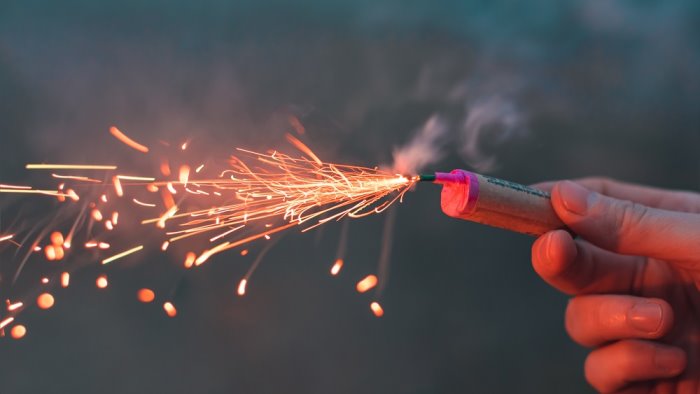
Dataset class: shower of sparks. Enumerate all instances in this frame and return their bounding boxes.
[0,126,418,334]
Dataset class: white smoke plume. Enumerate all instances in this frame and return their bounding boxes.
[391,115,448,174]
[459,95,527,172]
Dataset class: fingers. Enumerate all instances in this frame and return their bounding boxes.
[585,340,686,393]
[565,295,673,347]
[550,181,700,266]
[533,177,700,213]
[532,230,645,295]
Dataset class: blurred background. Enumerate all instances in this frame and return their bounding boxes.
[0,1,698,393]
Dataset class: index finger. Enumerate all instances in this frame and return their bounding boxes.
[533,177,700,213]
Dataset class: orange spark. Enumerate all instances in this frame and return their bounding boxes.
[25,164,117,170]
[102,245,144,265]
[112,176,124,197]
[133,198,156,207]
[96,275,108,289]
[163,302,177,317]
[137,288,155,303]
[112,211,119,225]
[37,293,55,309]
[356,275,378,293]
[91,208,103,221]
[240,249,249,256]
[50,231,63,246]
[109,126,149,153]
[160,160,171,177]
[184,252,196,268]
[285,133,322,165]
[44,245,57,261]
[330,258,343,276]
[105,220,114,230]
[179,165,190,186]
[61,272,70,288]
[370,302,384,317]
[10,325,26,339]
[0,317,14,330]
[0,234,14,243]
[41,277,49,284]
[7,301,23,312]
[237,279,247,296]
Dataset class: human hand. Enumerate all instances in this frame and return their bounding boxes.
[531,178,700,393]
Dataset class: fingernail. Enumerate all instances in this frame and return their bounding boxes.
[628,302,663,333]
[654,348,686,374]
[539,232,555,266]
[557,181,590,215]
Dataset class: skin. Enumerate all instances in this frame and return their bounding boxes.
[531,178,700,393]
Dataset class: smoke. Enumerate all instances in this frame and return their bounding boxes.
[391,90,527,174]
[391,115,448,174]
[459,95,527,172]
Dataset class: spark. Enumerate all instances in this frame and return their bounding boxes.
[0,317,14,330]
[161,241,170,251]
[37,293,55,309]
[91,208,103,221]
[7,301,23,312]
[112,176,124,197]
[109,126,149,153]
[163,302,177,317]
[132,198,156,207]
[179,165,190,186]
[137,289,155,303]
[25,164,117,170]
[183,252,196,268]
[10,325,26,339]
[51,174,102,183]
[370,302,384,317]
[101,245,144,265]
[237,279,247,296]
[96,275,108,289]
[0,234,14,243]
[240,249,249,256]
[330,258,343,276]
[116,175,156,181]
[356,275,378,293]
[285,133,322,165]
[61,272,70,288]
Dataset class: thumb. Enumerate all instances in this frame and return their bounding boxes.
[551,181,700,266]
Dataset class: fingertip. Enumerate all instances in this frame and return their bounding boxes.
[532,229,576,279]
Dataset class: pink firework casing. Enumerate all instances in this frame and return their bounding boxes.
[436,169,565,236]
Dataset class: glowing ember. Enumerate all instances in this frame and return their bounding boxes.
[7,301,23,311]
[237,279,247,296]
[102,245,144,265]
[137,288,155,303]
[96,275,108,289]
[183,252,196,268]
[0,234,14,243]
[37,293,55,309]
[10,325,26,339]
[109,126,149,153]
[356,275,378,293]
[240,249,249,256]
[330,258,344,276]
[0,317,15,330]
[61,272,70,288]
[50,231,64,246]
[163,302,177,317]
[370,302,384,317]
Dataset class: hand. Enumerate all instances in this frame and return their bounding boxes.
[531,178,700,393]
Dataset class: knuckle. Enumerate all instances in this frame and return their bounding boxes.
[613,200,651,236]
